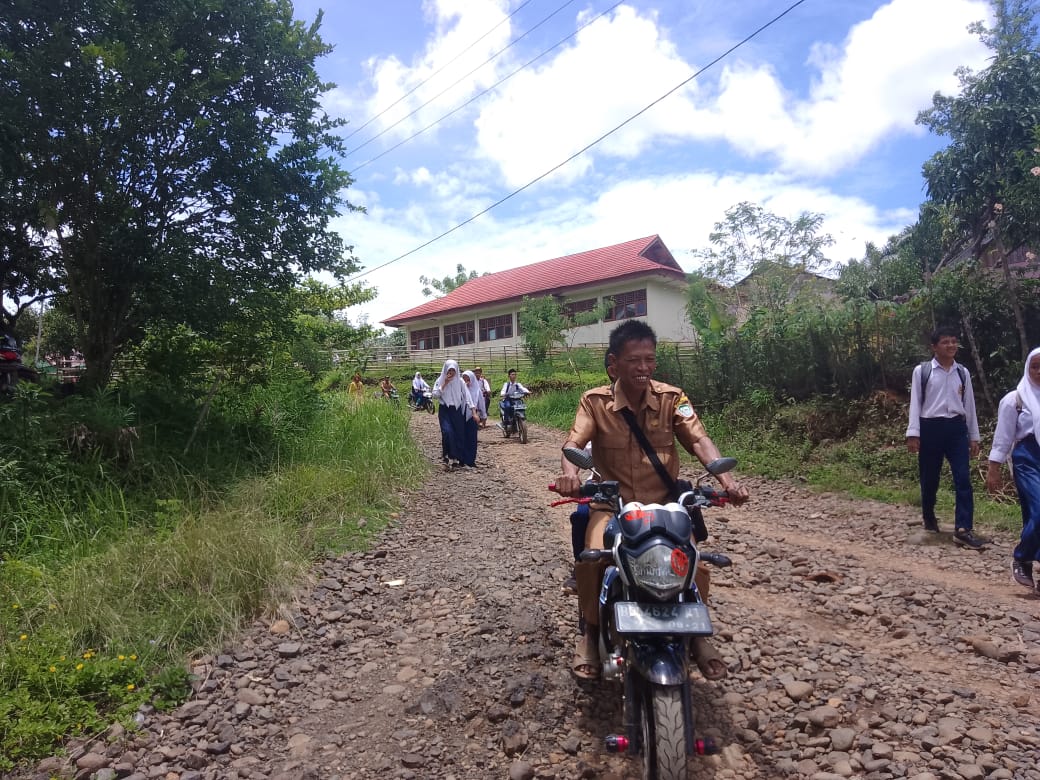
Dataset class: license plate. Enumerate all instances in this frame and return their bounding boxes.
[614,602,713,635]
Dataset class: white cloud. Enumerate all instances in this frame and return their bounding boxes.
[358,0,515,140]
[475,5,699,187]
[470,0,991,183]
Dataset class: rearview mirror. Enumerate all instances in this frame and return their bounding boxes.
[562,446,595,471]
[704,457,737,475]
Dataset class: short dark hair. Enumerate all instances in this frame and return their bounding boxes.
[508,368,517,375]
[607,320,656,361]
[930,326,959,345]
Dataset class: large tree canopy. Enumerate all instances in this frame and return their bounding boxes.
[0,0,363,387]
[918,0,1040,251]
[917,0,1040,359]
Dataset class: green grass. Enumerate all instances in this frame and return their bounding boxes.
[0,389,424,770]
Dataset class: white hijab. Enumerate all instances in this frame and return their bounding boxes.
[412,372,426,391]
[462,370,483,409]
[434,360,468,409]
[1018,346,1040,441]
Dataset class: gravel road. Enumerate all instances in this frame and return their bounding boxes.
[11,411,1040,780]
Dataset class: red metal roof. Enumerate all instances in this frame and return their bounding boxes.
[383,235,684,326]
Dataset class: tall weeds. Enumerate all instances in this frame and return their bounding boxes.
[0,373,423,769]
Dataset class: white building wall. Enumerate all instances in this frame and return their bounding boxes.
[402,277,693,354]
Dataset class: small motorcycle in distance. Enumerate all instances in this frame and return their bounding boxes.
[412,390,436,414]
[0,334,38,393]
[500,391,529,443]
[552,447,736,780]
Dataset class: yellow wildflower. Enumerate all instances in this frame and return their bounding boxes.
[75,663,84,671]
[118,655,125,661]
[49,666,56,673]
[19,634,27,641]
[126,684,135,691]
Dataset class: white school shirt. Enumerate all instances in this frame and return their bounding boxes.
[905,358,980,441]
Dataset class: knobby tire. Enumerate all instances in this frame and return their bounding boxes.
[517,417,528,444]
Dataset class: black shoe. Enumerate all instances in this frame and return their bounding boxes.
[923,518,939,533]
[1011,560,1034,589]
[562,574,577,594]
[953,528,986,549]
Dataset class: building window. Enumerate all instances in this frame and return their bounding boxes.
[564,298,597,319]
[604,289,647,321]
[410,327,439,351]
[444,320,475,347]
[479,314,513,342]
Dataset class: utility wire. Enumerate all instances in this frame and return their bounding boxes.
[346,0,580,159]
[347,0,809,284]
[345,0,536,142]
[353,0,627,173]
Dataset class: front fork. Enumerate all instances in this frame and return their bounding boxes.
[599,568,701,758]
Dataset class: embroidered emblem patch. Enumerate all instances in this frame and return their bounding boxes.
[677,403,694,418]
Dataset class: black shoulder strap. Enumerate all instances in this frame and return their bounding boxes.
[619,407,677,496]
[919,361,931,408]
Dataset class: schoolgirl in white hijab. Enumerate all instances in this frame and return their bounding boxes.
[433,359,471,413]
[433,360,476,468]
[986,346,1040,589]
[462,369,486,419]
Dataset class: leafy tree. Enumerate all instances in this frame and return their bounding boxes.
[517,296,568,365]
[419,264,485,297]
[836,229,923,302]
[684,271,735,348]
[13,300,80,363]
[691,202,835,286]
[517,295,607,370]
[689,202,835,336]
[0,0,362,389]
[917,0,1040,359]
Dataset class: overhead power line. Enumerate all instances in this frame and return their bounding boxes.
[352,0,627,174]
[346,0,580,159]
[346,0,809,285]
[345,0,536,142]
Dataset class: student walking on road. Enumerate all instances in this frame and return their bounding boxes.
[986,347,1040,588]
[906,326,985,549]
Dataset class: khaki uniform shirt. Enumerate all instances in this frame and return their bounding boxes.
[566,380,708,505]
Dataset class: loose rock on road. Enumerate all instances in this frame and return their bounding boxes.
[13,412,1040,780]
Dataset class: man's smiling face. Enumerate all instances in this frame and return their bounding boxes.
[610,338,657,400]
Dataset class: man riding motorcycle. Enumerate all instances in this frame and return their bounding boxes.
[554,320,749,680]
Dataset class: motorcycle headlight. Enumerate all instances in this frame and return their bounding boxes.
[623,544,689,599]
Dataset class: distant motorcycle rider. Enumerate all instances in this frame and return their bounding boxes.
[499,368,530,427]
[411,372,430,406]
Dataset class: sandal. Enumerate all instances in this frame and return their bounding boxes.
[572,633,600,680]
[691,636,728,681]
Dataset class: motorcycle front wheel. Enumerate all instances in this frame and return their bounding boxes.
[641,683,687,780]
[516,417,528,444]
[425,401,435,415]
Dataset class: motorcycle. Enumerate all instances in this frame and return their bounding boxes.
[412,389,436,414]
[0,334,38,394]
[554,446,735,780]
[500,391,529,443]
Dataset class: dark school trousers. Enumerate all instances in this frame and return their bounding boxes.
[918,415,974,530]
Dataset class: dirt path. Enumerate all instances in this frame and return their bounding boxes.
[13,413,1040,780]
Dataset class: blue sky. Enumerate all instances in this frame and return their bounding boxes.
[289,0,993,329]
